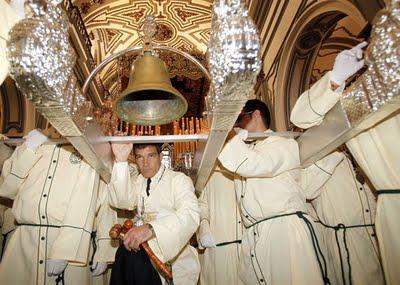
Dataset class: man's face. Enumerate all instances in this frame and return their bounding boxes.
[134,145,162,178]
[235,109,258,132]
[235,110,252,129]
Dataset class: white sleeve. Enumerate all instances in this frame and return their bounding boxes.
[290,72,344,129]
[301,151,345,199]
[0,0,21,84]
[108,162,138,210]
[197,181,211,248]
[0,145,42,199]
[219,135,299,178]
[149,174,200,261]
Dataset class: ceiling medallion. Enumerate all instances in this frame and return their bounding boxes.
[154,23,174,42]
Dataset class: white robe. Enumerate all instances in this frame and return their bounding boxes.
[0,144,99,285]
[0,0,22,85]
[218,132,325,285]
[345,119,400,285]
[291,71,400,284]
[302,151,384,285]
[0,143,14,261]
[198,166,243,285]
[109,163,200,285]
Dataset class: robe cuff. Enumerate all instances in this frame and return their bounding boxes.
[314,151,345,174]
[197,219,211,249]
[49,227,91,265]
[113,162,129,180]
[148,218,190,262]
[308,71,342,117]
[198,219,211,238]
[109,162,135,210]
[148,220,171,261]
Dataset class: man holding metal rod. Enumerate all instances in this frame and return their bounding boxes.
[109,141,200,285]
[218,99,327,285]
[0,129,100,285]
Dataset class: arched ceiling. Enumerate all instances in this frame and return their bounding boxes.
[2,0,389,136]
[67,0,379,123]
[72,0,213,97]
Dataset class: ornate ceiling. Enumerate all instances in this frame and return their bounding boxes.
[1,0,389,136]
[72,0,213,100]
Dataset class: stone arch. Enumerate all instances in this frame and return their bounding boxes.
[0,77,37,136]
[274,1,366,130]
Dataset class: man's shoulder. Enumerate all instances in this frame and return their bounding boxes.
[164,168,193,184]
[258,136,299,159]
[262,135,298,146]
[165,168,190,179]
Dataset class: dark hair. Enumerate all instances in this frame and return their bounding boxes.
[133,143,163,154]
[243,99,271,128]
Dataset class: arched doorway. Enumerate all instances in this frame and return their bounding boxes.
[274,1,367,130]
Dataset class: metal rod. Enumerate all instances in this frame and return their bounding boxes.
[3,138,69,146]
[2,135,209,146]
[2,132,301,147]
[103,134,209,144]
[247,131,302,139]
[82,46,211,96]
[82,46,143,96]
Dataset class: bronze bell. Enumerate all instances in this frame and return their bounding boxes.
[114,52,188,125]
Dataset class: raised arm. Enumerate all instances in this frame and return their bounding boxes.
[0,130,47,199]
[219,135,300,178]
[290,42,367,129]
[108,142,138,210]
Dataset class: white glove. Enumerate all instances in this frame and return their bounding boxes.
[24,129,48,151]
[0,134,8,140]
[200,232,217,248]
[46,259,67,276]
[234,128,249,141]
[330,41,367,85]
[91,262,108,276]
